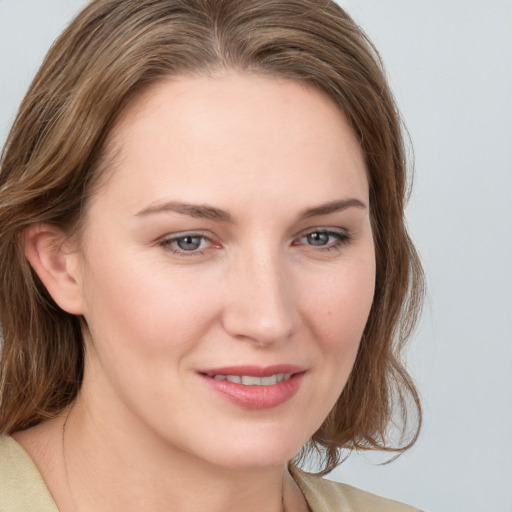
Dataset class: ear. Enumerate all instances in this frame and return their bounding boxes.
[23,224,85,315]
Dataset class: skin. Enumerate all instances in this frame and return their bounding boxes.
[18,72,375,512]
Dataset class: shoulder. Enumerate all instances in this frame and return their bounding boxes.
[290,466,422,512]
[0,435,58,512]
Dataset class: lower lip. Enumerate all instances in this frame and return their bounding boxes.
[200,372,305,410]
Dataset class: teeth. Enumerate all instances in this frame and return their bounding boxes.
[211,373,292,386]
[242,375,266,385]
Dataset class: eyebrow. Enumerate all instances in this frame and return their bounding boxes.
[299,198,367,219]
[136,201,233,222]
[135,198,366,222]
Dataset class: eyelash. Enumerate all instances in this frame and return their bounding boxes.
[159,228,352,256]
[295,228,352,252]
[159,232,212,256]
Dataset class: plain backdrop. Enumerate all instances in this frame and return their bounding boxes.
[1,1,511,511]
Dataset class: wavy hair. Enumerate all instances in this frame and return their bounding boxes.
[0,0,424,473]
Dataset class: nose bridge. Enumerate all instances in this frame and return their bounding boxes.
[222,244,297,345]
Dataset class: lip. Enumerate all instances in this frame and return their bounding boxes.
[198,365,306,410]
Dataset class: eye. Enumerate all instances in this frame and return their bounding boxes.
[296,229,351,251]
[174,235,205,251]
[304,232,332,246]
[160,233,211,255]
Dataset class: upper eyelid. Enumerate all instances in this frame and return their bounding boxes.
[159,233,213,256]
[158,232,212,246]
[157,227,351,246]
[300,227,348,234]
[295,226,351,239]
[160,230,213,242]
[294,227,352,247]
[159,227,350,239]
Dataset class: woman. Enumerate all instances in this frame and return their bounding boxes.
[0,0,424,510]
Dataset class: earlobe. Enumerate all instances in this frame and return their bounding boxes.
[23,224,85,315]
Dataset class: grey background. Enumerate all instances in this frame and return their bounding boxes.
[1,1,511,511]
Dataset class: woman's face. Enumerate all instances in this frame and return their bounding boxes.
[72,73,375,469]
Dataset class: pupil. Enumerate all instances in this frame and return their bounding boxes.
[177,236,201,251]
[308,232,329,246]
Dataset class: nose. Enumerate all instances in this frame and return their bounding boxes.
[221,251,298,347]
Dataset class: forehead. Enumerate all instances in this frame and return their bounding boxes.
[91,72,368,217]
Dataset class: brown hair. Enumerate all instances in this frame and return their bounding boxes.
[0,0,424,473]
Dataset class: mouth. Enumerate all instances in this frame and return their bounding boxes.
[209,373,292,386]
[198,365,305,409]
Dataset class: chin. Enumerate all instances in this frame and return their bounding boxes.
[182,430,305,471]
[207,447,299,471]
[205,438,303,470]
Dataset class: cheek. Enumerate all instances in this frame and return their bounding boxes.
[310,257,374,332]
[302,254,375,371]
[78,253,223,418]
[80,248,222,359]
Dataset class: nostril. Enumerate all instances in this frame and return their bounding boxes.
[221,260,298,344]
[222,311,297,347]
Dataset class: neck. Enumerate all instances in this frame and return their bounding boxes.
[60,397,296,512]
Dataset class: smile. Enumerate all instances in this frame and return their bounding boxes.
[211,373,292,386]
[199,365,305,409]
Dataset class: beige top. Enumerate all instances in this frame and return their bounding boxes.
[0,435,421,512]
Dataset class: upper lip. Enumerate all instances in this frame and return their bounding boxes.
[198,365,305,377]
